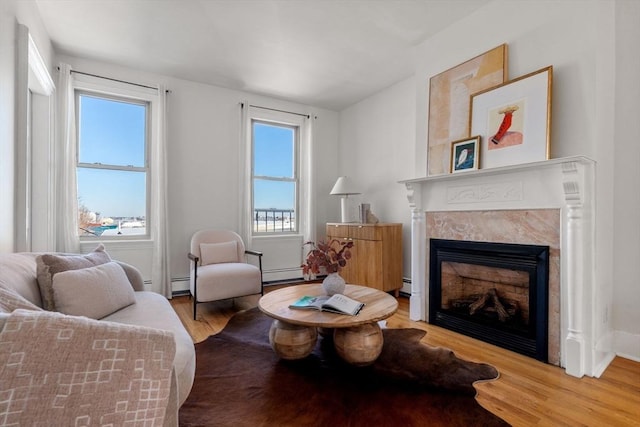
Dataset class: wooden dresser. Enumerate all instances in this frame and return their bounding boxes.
[326,223,403,295]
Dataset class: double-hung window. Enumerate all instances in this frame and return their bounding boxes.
[252,120,299,234]
[76,91,149,237]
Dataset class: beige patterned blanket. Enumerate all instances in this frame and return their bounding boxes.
[0,309,176,426]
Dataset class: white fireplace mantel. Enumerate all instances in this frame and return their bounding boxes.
[399,156,607,377]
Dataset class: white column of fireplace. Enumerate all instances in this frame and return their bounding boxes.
[400,156,599,377]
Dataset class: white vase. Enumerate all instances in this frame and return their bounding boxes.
[322,272,346,296]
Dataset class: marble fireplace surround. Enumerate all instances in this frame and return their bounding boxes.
[400,156,596,377]
[428,211,559,364]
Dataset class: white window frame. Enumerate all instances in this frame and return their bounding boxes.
[73,74,158,240]
[251,118,300,235]
[240,105,314,282]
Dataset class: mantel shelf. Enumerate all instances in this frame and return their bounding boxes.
[398,155,595,185]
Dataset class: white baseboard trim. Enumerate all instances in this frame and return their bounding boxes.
[401,277,411,295]
[613,330,640,362]
[262,269,301,283]
[593,350,617,378]
[592,329,640,376]
[172,278,190,293]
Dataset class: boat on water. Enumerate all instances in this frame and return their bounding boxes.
[86,220,146,236]
[85,223,118,236]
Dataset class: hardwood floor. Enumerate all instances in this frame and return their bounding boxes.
[171,290,640,426]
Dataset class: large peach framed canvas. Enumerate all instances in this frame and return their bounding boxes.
[470,66,552,169]
[427,44,507,176]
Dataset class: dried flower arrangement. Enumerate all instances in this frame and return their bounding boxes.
[301,239,354,277]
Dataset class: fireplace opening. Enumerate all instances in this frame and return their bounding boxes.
[429,239,549,362]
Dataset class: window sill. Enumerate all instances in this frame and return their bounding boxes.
[252,234,304,241]
[80,239,154,252]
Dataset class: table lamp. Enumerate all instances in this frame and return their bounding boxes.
[330,176,361,223]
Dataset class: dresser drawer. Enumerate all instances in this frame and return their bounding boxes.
[326,224,351,239]
[348,225,382,241]
[326,224,382,241]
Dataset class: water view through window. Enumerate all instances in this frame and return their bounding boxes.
[76,93,148,237]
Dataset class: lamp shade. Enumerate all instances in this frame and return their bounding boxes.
[330,176,361,196]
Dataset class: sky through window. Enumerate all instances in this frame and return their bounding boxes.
[77,94,146,219]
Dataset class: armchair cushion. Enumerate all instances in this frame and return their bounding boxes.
[52,261,136,319]
[36,244,111,311]
[194,263,261,302]
[200,241,238,265]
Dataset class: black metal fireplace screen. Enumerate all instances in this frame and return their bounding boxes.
[429,239,549,361]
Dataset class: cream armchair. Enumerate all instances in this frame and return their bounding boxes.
[188,230,263,319]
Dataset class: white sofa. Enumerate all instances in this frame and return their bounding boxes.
[0,250,195,426]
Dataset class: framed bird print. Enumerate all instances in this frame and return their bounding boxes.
[470,66,552,169]
[450,136,480,173]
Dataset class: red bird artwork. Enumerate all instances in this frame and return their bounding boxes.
[491,105,519,144]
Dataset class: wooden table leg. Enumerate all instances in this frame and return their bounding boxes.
[268,319,317,360]
[333,322,383,366]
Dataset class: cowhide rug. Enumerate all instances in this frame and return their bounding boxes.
[179,307,508,426]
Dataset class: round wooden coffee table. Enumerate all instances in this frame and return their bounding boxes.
[258,284,398,365]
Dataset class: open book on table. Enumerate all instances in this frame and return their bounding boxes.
[289,294,365,316]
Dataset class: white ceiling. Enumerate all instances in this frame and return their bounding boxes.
[35,0,489,111]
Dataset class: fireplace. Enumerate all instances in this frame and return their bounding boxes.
[400,156,607,377]
[429,239,549,361]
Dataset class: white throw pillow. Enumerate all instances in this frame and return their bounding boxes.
[52,261,136,319]
[200,241,238,265]
[36,243,112,311]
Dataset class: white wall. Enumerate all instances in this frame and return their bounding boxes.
[0,1,17,253]
[339,77,416,293]
[0,0,54,253]
[163,76,339,285]
[338,0,639,361]
[14,1,52,69]
[57,55,339,287]
[612,0,640,357]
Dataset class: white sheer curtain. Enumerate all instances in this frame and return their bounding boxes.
[55,63,80,253]
[238,102,253,247]
[151,85,172,298]
[300,114,316,245]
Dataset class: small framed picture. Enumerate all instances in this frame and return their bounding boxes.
[450,136,480,173]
